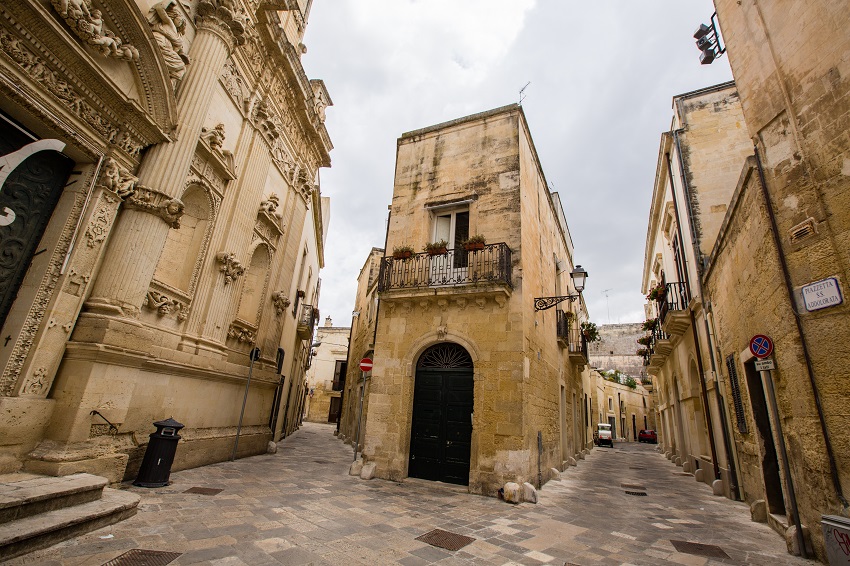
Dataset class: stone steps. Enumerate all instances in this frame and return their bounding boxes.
[0,473,140,561]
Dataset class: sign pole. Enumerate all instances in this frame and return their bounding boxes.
[760,367,807,558]
[232,347,260,461]
[354,370,365,462]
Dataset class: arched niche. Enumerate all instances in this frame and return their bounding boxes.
[154,184,211,294]
[236,244,271,326]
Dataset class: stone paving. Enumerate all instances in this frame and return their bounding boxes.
[5,422,815,565]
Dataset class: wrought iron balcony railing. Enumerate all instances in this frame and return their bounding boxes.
[556,310,587,360]
[377,243,512,292]
[657,281,690,324]
[296,303,316,340]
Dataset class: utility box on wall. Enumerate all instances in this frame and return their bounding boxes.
[822,515,850,565]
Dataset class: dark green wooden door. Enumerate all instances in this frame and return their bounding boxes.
[409,344,474,486]
[0,118,73,327]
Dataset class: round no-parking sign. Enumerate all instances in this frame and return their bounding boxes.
[749,335,773,359]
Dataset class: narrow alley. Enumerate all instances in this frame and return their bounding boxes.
[6,422,810,565]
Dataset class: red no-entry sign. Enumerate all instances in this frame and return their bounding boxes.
[359,357,373,372]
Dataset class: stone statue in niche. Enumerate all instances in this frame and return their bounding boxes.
[51,0,140,61]
[149,1,189,88]
[201,123,226,151]
[159,198,185,228]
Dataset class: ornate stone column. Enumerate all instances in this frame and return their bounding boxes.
[82,4,244,330]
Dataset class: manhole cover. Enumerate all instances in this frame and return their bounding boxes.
[624,490,648,496]
[416,528,475,551]
[670,539,730,559]
[101,549,182,566]
[621,483,647,490]
[183,487,222,495]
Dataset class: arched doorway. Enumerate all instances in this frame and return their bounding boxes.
[409,343,474,485]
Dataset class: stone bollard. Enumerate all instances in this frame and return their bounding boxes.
[785,524,813,556]
[576,451,585,460]
[674,457,682,467]
[522,482,538,504]
[711,479,724,496]
[694,468,704,482]
[567,457,577,467]
[267,441,277,454]
[360,462,376,480]
[349,459,363,476]
[548,468,561,481]
[582,449,589,457]
[682,461,692,473]
[750,499,767,523]
[503,482,522,504]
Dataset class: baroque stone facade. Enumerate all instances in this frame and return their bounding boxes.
[351,106,594,497]
[0,1,331,481]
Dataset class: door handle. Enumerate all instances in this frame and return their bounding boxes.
[446,440,452,446]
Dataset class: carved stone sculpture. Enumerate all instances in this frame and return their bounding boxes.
[201,123,226,151]
[216,252,244,285]
[125,186,185,228]
[51,0,139,61]
[98,157,138,199]
[259,193,279,214]
[271,291,290,315]
[149,1,189,88]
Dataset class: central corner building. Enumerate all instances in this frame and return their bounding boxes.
[357,104,595,495]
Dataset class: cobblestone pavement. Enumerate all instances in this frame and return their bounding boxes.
[7,422,814,565]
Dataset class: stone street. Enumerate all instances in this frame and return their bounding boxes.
[6,422,814,565]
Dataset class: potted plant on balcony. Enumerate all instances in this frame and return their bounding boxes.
[646,282,665,301]
[392,245,414,260]
[642,318,657,331]
[636,347,649,357]
[424,239,448,256]
[580,321,601,342]
[636,336,651,346]
[462,234,486,251]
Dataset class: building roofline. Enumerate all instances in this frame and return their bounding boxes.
[670,80,736,107]
[399,104,520,139]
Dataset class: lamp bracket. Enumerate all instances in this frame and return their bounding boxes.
[534,295,579,311]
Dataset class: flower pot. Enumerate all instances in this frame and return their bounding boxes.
[464,242,485,251]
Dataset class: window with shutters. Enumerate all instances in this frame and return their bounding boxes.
[332,360,345,391]
[725,354,748,433]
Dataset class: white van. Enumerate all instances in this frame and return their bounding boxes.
[595,423,613,447]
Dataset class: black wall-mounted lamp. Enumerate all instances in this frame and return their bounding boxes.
[534,265,588,311]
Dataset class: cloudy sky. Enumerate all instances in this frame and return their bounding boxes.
[301,1,732,329]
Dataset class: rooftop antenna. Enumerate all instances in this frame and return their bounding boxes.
[602,288,612,324]
[519,81,531,105]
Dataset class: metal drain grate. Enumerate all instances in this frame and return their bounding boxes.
[314,460,330,464]
[183,487,222,495]
[624,490,648,496]
[416,528,475,551]
[621,483,647,490]
[671,539,730,559]
[629,466,645,470]
[101,549,182,566]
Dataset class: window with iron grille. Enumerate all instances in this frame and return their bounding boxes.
[725,354,748,433]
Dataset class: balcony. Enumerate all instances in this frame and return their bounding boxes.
[296,303,317,340]
[556,310,587,363]
[657,282,691,336]
[378,243,512,295]
[646,323,672,370]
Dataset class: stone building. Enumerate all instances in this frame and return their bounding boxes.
[303,317,349,424]
[358,105,593,496]
[640,82,752,498]
[337,247,383,451]
[592,370,654,442]
[698,1,850,559]
[588,322,648,380]
[0,0,331,482]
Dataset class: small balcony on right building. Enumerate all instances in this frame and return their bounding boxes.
[656,281,691,337]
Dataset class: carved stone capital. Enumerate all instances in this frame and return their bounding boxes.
[97,157,138,199]
[227,320,256,343]
[124,186,185,228]
[142,289,187,320]
[196,0,247,48]
[216,251,245,284]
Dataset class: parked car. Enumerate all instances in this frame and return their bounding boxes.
[638,429,657,444]
[595,423,613,447]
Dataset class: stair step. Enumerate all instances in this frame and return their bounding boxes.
[0,487,140,561]
[0,473,108,524]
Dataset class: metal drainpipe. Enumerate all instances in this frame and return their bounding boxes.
[665,146,720,481]
[753,145,848,509]
[672,129,739,487]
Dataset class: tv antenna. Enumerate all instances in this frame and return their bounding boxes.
[602,288,613,324]
[519,81,531,105]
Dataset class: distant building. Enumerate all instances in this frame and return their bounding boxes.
[303,318,349,424]
[592,370,655,442]
[588,323,647,379]
[355,105,593,496]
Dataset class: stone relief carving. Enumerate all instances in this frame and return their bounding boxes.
[99,157,138,199]
[20,367,49,397]
[0,29,144,157]
[436,325,448,341]
[51,0,140,61]
[216,252,245,284]
[200,123,226,152]
[143,289,187,320]
[221,59,248,110]
[149,1,190,88]
[124,186,185,228]
[271,291,290,315]
[259,193,279,214]
[227,322,256,343]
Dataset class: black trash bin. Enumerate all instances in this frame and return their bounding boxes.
[133,417,184,487]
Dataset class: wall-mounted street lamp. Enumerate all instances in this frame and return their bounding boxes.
[694,12,726,65]
[534,265,588,311]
